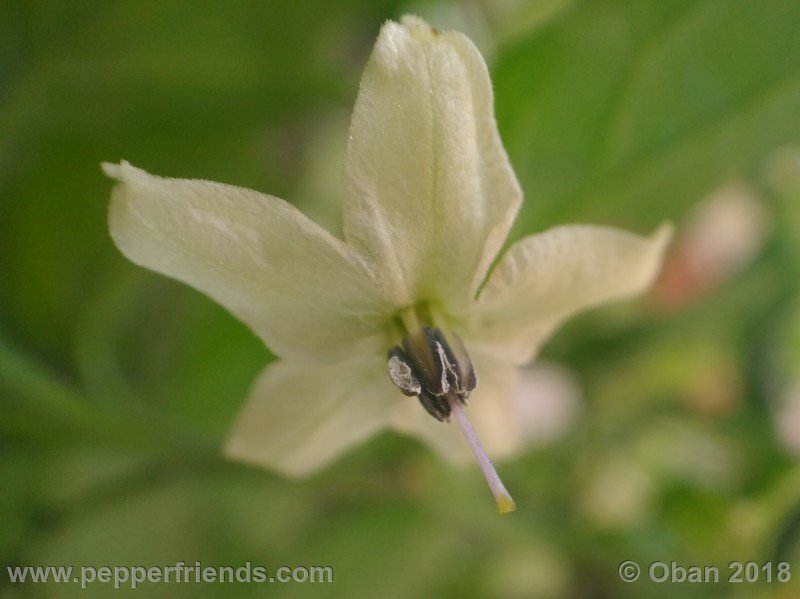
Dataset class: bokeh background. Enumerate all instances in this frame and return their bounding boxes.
[3,1,800,597]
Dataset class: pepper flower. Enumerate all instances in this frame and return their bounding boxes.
[103,15,671,513]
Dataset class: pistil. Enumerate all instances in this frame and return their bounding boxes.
[386,320,515,514]
[448,397,516,514]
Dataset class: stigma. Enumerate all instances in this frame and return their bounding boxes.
[387,325,516,514]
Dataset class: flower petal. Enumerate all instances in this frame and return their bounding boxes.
[389,351,524,463]
[468,224,672,364]
[105,161,388,361]
[224,357,395,477]
[342,15,522,311]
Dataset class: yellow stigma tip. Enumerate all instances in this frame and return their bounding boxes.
[496,495,516,515]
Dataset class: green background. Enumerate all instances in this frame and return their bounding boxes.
[3,0,800,597]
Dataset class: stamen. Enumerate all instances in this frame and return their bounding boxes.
[448,396,516,515]
[400,307,421,335]
[385,320,515,514]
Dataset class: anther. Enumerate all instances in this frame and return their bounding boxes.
[386,326,475,421]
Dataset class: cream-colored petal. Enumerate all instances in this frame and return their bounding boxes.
[105,161,388,361]
[224,357,395,477]
[468,224,672,364]
[390,351,524,463]
[343,15,522,311]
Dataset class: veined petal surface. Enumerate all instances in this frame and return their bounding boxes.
[106,161,388,361]
[343,16,522,312]
[468,224,672,364]
[224,356,395,477]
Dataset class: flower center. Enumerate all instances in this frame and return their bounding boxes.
[385,306,515,515]
[387,326,475,421]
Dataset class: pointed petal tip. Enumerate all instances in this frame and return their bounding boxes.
[648,221,675,282]
[221,405,315,480]
[395,14,465,44]
[398,14,436,36]
[653,221,675,248]
[101,160,133,180]
[221,438,250,470]
[399,14,427,27]
[101,161,121,179]
[222,433,311,480]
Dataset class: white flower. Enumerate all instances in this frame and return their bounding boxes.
[103,15,671,513]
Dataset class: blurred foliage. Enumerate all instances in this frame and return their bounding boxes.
[3,1,800,597]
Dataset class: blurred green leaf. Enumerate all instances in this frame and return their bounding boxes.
[494,0,800,231]
[0,0,409,365]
